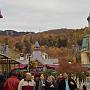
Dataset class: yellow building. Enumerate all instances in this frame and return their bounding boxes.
[81,37,90,75]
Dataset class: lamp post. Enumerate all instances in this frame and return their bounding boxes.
[0,10,3,18]
[87,13,90,30]
[27,53,31,72]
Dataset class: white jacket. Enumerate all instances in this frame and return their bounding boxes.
[18,79,36,90]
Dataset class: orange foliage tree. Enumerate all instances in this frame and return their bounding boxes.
[57,56,88,73]
[55,47,88,73]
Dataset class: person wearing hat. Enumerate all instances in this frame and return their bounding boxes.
[18,72,36,90]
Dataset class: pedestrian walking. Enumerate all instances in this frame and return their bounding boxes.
[4,71,20,90]
[35,77,39,90]
[39,74,45,90]
[18,72,36,90]
[54,74,63,90]
[58,73,77,90]
[45,76,55,90]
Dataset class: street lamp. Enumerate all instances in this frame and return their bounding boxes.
[27,54,31,72]
[0,10,3,18]
[87,13,90,30]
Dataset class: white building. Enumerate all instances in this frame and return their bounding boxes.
[32,41,58,65]
[16,41,58,66]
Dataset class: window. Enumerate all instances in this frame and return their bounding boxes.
[82,36,89,51]
[88,54,90,62]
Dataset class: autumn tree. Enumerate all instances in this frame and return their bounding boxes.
[22,35,32,54]
[56,38,67,47]
[15,42,23,52]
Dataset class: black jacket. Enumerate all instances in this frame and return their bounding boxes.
[58,79,77,90]
[45,80,55,90]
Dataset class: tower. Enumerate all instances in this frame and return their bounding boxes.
[87,13,90,30]
[32,41,42,61]
[34,41,40,50]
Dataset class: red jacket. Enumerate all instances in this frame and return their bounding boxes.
[4,76,19,90]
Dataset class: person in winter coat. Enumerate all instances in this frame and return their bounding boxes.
[4,72,20,90]
[39,74,45,90]
[34,77,40,90]
[18,72,36,90]
[58,73,77,90]
[54,74,63,90]
[45,76,55,90]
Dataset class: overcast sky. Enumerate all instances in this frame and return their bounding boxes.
[0,0,90,32]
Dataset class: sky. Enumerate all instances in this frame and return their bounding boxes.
[0,0,90,32]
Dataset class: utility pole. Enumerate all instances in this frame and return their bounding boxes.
[27,33,32,72]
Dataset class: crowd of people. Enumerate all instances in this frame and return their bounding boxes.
[0,72,78,90]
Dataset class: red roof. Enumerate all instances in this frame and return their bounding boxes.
[46,64,59,69]
[15,64,27,69]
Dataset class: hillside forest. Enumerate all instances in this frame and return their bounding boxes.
[0,27,89,63]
